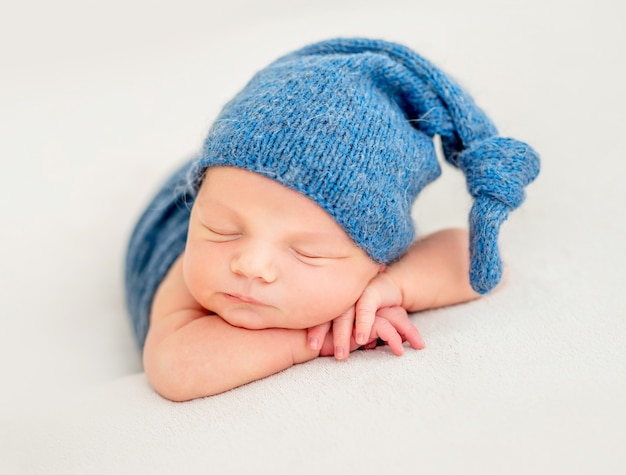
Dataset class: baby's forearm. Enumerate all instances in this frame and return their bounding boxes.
[387,228,481,311]
[144,312,318,401]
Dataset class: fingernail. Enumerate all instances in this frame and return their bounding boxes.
[356,333,365,345]
[309,337,319,350]
[335,346,344,359]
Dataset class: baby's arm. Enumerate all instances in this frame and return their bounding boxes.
[352,228,484,344]
[308,228,481,354]
[143,255,319,401]
[389,227,482,311]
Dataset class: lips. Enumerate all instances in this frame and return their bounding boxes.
[224,293,265,306]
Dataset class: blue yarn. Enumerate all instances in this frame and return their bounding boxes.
[192,37,540,294]
[458,137,540,293]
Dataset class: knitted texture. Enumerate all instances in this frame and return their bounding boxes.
[193,38,540,294]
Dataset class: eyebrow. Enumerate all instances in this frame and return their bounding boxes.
[291,229,351,242]
[197,191,355,244]
[195,196,238,217]
[288,230,359,258]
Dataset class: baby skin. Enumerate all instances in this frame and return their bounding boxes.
[144,166,481,401]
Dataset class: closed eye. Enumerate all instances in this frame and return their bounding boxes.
[292,248,326,259]
[205,227,242,241]
[291,247,347,263]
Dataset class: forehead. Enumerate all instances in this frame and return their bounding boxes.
[197,166,350,238]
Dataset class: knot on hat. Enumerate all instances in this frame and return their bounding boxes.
[456,136,540,294]
[458,136,540,210]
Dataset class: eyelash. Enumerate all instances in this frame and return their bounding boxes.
[292,248,324,259]
[206,227,242,241]
[204,226,331,261]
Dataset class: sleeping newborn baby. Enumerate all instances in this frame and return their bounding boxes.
[125,37,540,401]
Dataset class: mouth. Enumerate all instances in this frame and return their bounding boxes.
[223,293,266,306]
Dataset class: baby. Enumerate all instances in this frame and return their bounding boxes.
[125,38,540,401]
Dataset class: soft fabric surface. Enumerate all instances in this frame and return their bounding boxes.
[1,1,624,473]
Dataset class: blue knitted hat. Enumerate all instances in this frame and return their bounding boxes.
[192,38,540,294]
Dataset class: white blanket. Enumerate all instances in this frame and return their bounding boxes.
[2,1,625,473]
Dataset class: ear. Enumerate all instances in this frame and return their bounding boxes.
[377,264,387,274]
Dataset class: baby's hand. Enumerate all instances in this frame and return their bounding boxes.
[306,307,356,360]
[307,304,424,358]
[353,272,404,346]
[307,271,411,360]
[366,306,424,355]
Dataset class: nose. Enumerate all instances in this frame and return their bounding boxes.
[230,240,278,283]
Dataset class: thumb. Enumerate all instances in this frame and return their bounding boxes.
[354,273,403,344]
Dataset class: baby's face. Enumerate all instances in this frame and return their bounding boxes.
[183,166,383,330]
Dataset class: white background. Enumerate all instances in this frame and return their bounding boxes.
[1,0,625,473]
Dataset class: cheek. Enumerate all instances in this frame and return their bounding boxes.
[183,241,225,299]
[322,262,381,309]
[285,265,376,323]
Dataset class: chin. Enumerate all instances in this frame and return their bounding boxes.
[219,307,275,330]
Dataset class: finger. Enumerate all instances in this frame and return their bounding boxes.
[354,274,403,345]
[378,306,425,349]
[404,325,425,350]
[354,285,381,345]
[307,321,331,351]
[319,327,336,357]
[372,318,404,356]
[332,306,355,360]
[377,306,425,350]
